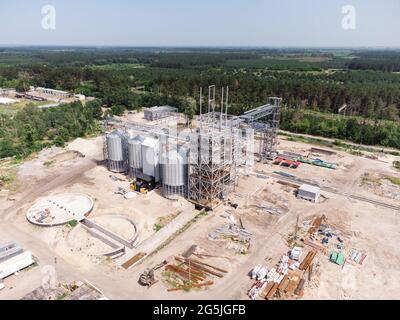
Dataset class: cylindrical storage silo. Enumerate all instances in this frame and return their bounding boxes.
[142,137,160,182]
[106,131,127,173]
[128,135,145,178]
[161,146,188,199]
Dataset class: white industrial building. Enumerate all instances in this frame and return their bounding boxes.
[144,105,178,121]
[35,87,72,98]
[0,241,34,280]
[297,184,321,203]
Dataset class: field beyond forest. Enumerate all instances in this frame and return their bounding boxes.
[1,47,400,159]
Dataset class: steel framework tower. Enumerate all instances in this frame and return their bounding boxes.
[188,86,240,209]
[240,97,282,160]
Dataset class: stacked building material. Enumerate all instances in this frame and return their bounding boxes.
[208,224,252,242]
[330,251,345,266]
[290,247,303,261]
[163,256,228,292]
[248,280,268,300]
[349,250,368,265]
[299,251,317,271]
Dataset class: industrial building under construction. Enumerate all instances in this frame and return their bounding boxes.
[103,86,282,209]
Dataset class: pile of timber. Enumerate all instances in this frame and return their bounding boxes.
[164,256,228,292]
[260,249,319,300]
[165,265,206,283]
[263,282,279,300]
[294,279,306,296]
[304,239,327,253]
[264,271,302,300]
[308,215,325,234]
[175,256,228,277]
[167,281,214,292]
[262,272,305,300]
[122,252,147,270]
[299,251,317,271]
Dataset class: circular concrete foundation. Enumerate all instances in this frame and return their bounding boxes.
[26,193,94,227]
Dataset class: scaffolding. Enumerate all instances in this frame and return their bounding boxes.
[188,86,242,209]
[100,87,275,209]
[240,97,282,160]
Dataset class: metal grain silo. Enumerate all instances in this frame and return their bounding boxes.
[141,137,160,182]
[161,146,188,199]
[128,135,145,177]
[106,130,127,173]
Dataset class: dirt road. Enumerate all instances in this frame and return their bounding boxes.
[1,159,96,221]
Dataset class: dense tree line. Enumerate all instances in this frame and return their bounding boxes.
[280,109,400,149]
[347,51,400,72]
[0,100,102,158]
[1,48,400,152]
[2,49,399,122]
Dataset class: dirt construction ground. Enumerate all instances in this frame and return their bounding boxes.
[0,133,399,300]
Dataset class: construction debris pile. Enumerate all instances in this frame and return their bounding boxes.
[208,223,252,254]
[248,247,317,300]
[247,214,369,300]
[21,281,105,300]
[302,215,368,269]
[254,204,285,216]
[162,256,228,292]
[289,215,341,253]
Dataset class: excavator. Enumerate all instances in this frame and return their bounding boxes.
[138,260,168,287]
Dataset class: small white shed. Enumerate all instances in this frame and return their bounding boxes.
[297,184,321,203]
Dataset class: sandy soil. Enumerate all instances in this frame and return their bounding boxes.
[91,215,137,241]
[1,124,400,300]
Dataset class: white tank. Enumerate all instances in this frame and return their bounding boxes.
[107,132,124,161]
[161,149,187,187]
[128,135,145,169]
[161,146,188,199]
[106,130,127,173]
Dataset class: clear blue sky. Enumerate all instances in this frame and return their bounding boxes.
[0,0,399,47]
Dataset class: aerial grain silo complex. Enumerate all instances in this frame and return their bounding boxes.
[103,86,281,209]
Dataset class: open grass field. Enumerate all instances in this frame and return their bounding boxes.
[0,100,48,116]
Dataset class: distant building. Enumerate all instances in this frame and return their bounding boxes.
[144,105,178,121]
[35,87,72,98]
[297,184,321,203]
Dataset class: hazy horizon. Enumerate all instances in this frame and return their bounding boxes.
[1,0,399,47]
